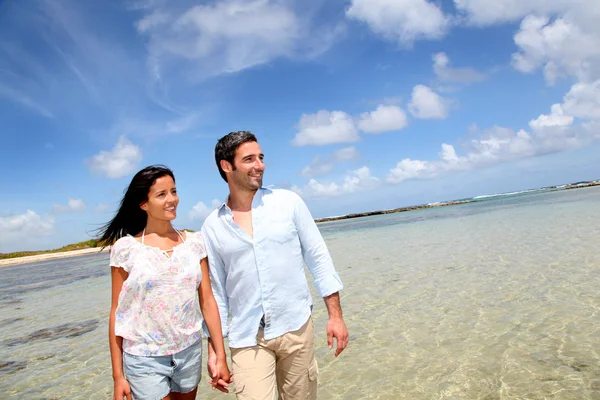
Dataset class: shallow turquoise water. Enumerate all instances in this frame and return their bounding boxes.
[1,187,600,399]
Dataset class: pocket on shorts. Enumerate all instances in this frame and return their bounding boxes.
[307,360,319,398]
[123,352,152,376]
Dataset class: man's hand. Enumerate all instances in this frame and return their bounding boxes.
[327,316,349,357]
[324,292,348,357]
[207,338,232,392]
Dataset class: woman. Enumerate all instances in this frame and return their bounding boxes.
[98,165,231,400]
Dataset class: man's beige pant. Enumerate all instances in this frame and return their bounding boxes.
[230,317,318,400]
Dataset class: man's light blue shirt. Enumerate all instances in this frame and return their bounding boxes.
[201,187,343,348]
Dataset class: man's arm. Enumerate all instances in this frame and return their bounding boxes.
[292,192,349,357]
[324,292,349,357]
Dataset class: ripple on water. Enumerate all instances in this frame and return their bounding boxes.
[0,317,24,327]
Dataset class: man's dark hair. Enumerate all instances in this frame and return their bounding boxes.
[215,131,258,182]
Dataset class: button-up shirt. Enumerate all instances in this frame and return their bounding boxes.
[201,187,343,348]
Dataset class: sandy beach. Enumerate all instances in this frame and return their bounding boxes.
[0,247,109,268]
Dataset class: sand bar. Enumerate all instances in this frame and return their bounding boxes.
[0,247,109,268]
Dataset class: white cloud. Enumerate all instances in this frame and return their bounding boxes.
[453,0,587,26]
[87,136,143,179]
[305,179,341,198]
[302,166,380,198]
[138,0,342,81]
[0,211,54,250]
[408,85,450,119]
[94,203,109,213]
[561,80,600,120]
[301,146,361,178]
[526,80,600,152]
[292,110,360,146]
[465,126,536,163]
[189,198,221,221]
[511,16,600,84]
[529,104,574,131]
[454,0,600,85]
[341,166,380,193]
[52,197,86,214]
[346,0,449,45]
[433,52,486,83]
[386,158,437,183]
[358,104,408,133]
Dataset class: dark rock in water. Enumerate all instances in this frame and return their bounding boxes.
[2,319,99,346]
[35,354,55,361]
[571,362,591,372]
[0,361,27,374]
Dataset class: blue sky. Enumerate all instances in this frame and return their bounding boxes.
[1,0,599,252]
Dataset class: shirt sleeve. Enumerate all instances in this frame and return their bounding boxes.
[292,192,343,298]
[201,223,230,339]
[109,237,134,272]
[188,231,207,260]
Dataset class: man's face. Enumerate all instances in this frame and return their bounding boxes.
[228,141,264,191]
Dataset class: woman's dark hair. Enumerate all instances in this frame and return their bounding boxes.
[97,165,175,247]
[215,131,258,182]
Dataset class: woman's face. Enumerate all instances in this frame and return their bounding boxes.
[140,175,178,221]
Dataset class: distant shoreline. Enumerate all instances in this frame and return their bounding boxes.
[0,247,109,268]
[314,180,600,224]
[2,181,598,267]
[315,199,474,223]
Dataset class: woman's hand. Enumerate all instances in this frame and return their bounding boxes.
[113,376,132,400]
[207,346,232,393]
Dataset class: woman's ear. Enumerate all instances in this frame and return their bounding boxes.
[140,201,148,211]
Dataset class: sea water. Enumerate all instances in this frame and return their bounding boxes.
[1,187,599,399]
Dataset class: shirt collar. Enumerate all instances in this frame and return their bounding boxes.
[217,187,272,214]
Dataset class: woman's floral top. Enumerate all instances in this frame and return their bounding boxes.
[110,231,206,356]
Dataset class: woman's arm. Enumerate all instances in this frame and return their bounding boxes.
[198,257,232,392]
[109,267,132,400]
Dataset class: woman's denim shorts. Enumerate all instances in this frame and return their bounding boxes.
[123,339,203,400]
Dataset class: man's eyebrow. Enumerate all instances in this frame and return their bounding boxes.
[242,153,263,159]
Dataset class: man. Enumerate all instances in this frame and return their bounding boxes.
[201,131,349,400]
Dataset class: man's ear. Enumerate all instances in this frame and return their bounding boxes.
[220,159,233,173]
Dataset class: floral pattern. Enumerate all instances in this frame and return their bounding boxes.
[110,231,207,356]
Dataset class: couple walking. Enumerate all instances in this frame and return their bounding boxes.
[101,131,349,400]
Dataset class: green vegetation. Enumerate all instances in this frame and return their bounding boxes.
[0,239,101,260]
[1,229,197,260]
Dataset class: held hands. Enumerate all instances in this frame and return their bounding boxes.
[327,316,349,357]
[113,377,132,400]
[207,348,233,393]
